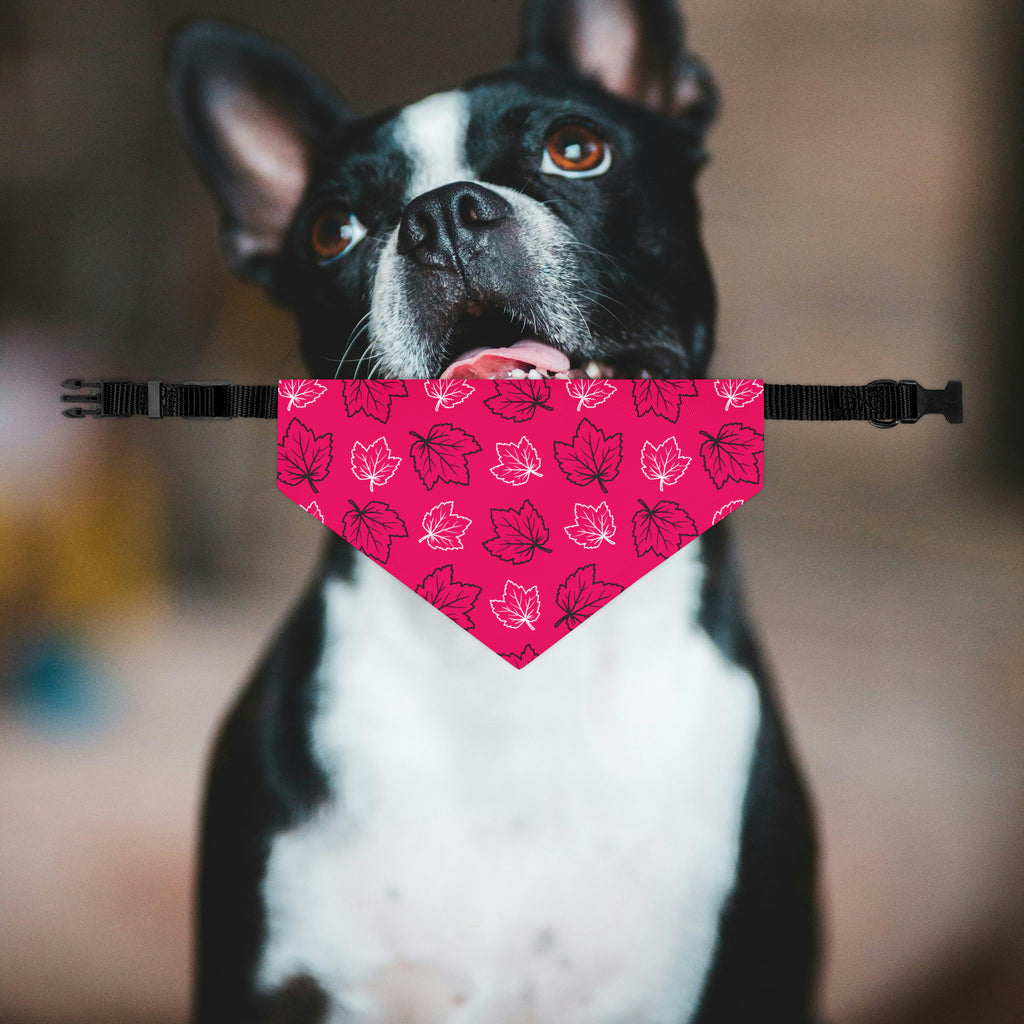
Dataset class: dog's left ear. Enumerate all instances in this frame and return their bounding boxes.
[518,0,717,131]
[167,20,353,287]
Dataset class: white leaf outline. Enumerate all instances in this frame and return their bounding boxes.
[302,500,325,522]
[640,436,691,491]
[712,499,745,525]
[350,435,402,490]
[418,500,472,550]
[490,579,542,630]
[563,502,617,549]
[279,379,328,411]
[490,436,543,485]
[713,379,763,411]
[424,379,473,411]
[566,378,615,411]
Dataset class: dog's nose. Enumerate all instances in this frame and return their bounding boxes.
[397,182,512,270]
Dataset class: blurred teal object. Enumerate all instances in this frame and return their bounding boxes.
[9,634,113,735]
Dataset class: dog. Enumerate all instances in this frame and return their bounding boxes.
[169,1,818,1021]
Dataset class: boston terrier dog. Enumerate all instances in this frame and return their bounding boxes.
[169,1,817,1021]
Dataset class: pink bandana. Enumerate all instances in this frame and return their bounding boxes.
[276,378,765,667]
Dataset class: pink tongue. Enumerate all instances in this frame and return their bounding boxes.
[440,339,570,380]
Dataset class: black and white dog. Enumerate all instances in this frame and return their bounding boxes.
[170,1,817,1021]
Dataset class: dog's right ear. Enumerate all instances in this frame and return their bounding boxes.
[168,20,352,287]
[517,0,716,135]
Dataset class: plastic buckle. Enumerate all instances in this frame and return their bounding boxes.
[60,379,132,418]
[909,379,963,424]
[868,379,963,428]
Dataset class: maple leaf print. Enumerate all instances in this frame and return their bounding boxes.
[424,379,473,411]
[277,418,334,494]
[340,498,408,564]
[699,423,764,490]
[501,645,539,669]
[279,379,327,411]
[631,499,697,558]
[490,437,543,486]
[415,565,481,630]
[566,378,615,411]
[554,564,624,630]
[419,501,472,551]
[563,502,617,549]
[483,500,551,564]
[712,499,745,525]
[553,417,623,493]
[640,437,691,491]
[408,422,482,490]
[342,379,408,422]
[484,379,552,421]
[713,379,763,411]
[303,500,324,523]
[632,379,698,422]
[490,580,542,630]
[350,436,401,491]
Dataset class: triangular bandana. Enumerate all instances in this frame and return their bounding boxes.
[276,378,765,667]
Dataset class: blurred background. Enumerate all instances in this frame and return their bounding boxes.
[1,0,1022,1021]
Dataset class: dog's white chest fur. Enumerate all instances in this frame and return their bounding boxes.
[257,545,760,1024]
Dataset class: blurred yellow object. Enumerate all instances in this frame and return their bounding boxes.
[0,440,167,627]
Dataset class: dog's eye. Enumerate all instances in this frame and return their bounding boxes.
[310,206,367,263]
[541,124,611,178]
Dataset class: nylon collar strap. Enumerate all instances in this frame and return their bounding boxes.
[61,378,963,427]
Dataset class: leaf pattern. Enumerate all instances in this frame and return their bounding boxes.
[566,378,615,411]
[713,379,763,411]
[483,500,551,564]
[500,645,539,668]
[484,379,552,421]
[276,377,765,666]
[419,501,472,551]
[350,436,401,490]
[490,579,542,630]
[409,422,482,490]
[639,437,690,491]
[279,379,327,410]
[631,499,697,558]
[340,498,408,564]
[554,564,623,630]
[490,437,543,486]
[553,417,622,493]
[699,423,763,490]
[416,565,481,630]
[343,379,408,422]
[563,502,616,549]
[712,499,745,525]
[424,379,474,411]
[277,418,334,494]
[632,378,698,422]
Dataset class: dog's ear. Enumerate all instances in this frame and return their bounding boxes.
[168,20,352,286]
[518,0,716,130]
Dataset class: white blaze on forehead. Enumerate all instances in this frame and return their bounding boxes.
[394,91,472,200]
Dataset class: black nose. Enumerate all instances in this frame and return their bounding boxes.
[397,182,512,270]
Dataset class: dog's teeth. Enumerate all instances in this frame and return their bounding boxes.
[527,368,544,379]
[553,371,570,379]
[584,360,601,379]
[508,368,528,379]
[638,368,652,379]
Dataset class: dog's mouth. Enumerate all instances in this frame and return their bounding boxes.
[439,303,631,381]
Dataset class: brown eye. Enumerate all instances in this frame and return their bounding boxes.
[542,124,611,177]
[310,206,366,263]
